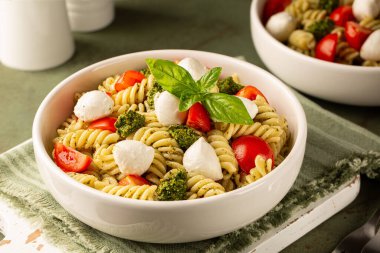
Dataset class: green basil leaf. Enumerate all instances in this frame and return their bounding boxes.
[178,93,204,112]
[197,67,222,92]
[202,93,253,125]
[146,58,199,98]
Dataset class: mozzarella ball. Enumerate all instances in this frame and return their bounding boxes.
[74,90,114,122]
[353,0,380,21]
[154,91,187,125]
[183,137,223,181]
[236,96,259,119]
[113,140,155,176]
[178,57,207,81]
[360,30,380,61]
[266,12,297,42]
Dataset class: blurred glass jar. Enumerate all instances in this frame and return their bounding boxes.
[66,0,115,32]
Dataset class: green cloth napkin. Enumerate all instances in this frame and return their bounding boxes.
[0,92,379,253]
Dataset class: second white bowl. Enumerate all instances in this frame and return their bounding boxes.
[251,0,380,106]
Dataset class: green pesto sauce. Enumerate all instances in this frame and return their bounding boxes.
[115,110,145,138]
[168,125,201,150]
[318,0,339,13]
[147,82,164,109]
[157,167,187,201]
[306,19,335,41]
[140,68,151,77]
[217,76,244,95]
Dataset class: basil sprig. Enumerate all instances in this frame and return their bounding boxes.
[146,58,252,125]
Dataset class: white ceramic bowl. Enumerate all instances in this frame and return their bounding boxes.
[251,0,380,106]
[32,50,307,243]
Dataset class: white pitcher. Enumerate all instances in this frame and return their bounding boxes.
[0,0,74,71]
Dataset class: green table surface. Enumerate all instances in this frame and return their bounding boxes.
[0,0,379,252]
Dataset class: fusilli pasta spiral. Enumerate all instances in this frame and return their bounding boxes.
[336,41,359,64]
[68,172,117,191]
[100,184,157,200]
[100,174,119,185]
[186,174,225,199]
[285,0,311,21]
[206,130,239,180]
[245,156,273,184]
[68,172,157,200]
[360,17,380,31]
[339,0,354,5]
[112,78,150,106]
[220,178,236,192]
[331,26,345,40]
[111,101,151,117]
[93,144,121,178]
[57,114,88,136]
[253,95,288,133]
[98,75,119,95]
[288,30,316,51]
[58,129,120,150]
[142,111,159,126]
[363,60,380,67]
[301,9,328,27]
[233,156,273,186]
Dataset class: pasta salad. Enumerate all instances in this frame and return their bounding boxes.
[52,57,290,201]
[264,0,380,66]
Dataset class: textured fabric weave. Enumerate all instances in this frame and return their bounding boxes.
[0,91,379,253]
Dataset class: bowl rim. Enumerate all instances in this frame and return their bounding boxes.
[251,0,380,72]
[32,49,307,208]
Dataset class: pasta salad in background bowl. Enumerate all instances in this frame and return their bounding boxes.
[32,50,307,243]
[251,0,380,106]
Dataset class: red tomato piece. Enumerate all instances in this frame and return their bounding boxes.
[263,0,292,24]
[53,143,92,173]
[88,117,117,132]
[345,21,372,51]
[231,135,274,174]
[236,86,268,102]
[315,33,339,62]
[119,175,150,186]
[115,70,145,92]
[186,102,211,132]
[330,6,355,27]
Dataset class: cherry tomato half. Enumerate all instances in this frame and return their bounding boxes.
[236,86,268,102]
[186,102,211,132]
[119,175,150,186]
[53,143,92,173]
[115,70,145,92]
[232,135,274,174]
[330,6,355,27]
[88,117,117,132]
[315,33,339,62]
[345,21,372,51]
